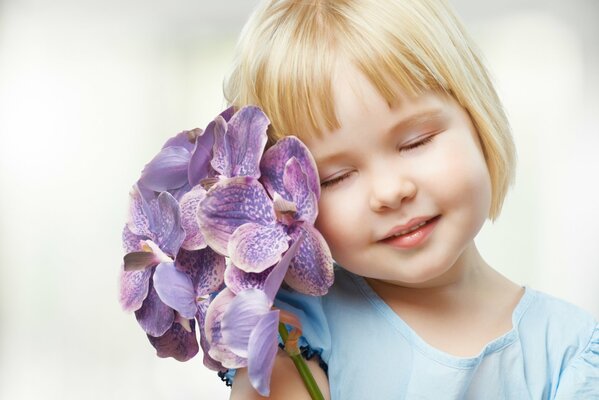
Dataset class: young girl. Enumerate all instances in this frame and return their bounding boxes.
[219,0,598,398]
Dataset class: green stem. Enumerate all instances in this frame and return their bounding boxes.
[278,323,325,400]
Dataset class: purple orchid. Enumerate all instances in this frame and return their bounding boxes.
[198,136,334,295]
[138,107,235,202]
[119,187,202,361]
[204,235,304,396]
[176,105,270,251]
[121,105,334,399]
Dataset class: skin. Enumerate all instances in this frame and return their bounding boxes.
[230,61,523,398]
[304,61,523,357]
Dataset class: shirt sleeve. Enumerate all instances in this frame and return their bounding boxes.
[218,287,332,387]
[554,322,599,399]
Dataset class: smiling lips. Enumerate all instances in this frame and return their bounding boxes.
[381,215,441,249]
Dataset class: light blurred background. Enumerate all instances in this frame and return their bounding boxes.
[0,0,597,399]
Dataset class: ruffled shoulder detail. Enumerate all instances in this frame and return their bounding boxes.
[217,286,331,388]
[554,322,599,399]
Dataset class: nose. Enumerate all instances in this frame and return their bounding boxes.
[368,167,417,211]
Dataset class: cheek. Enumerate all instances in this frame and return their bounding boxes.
[434,140,492,218]
[314,192,362,258]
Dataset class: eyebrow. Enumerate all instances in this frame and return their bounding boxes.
[315,108,446,166]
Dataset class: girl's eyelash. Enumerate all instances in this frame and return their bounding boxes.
[320,135,436,189]
[321,173,351,189]
[400,135,435,151]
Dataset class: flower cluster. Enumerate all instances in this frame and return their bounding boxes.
[119,106,334,396]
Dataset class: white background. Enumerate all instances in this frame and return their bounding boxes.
[0,0,597,399]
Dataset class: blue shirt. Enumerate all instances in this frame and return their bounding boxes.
[225,266,599,399]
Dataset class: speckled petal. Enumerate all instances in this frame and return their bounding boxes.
[263,231,304,303]
[282,157,318,224]
[179,185,207,251]
[127,185,155,239]
[211,106,269,179]
[119,267,152,312]
[154,191,186,257]
[190,107,234,183]
[204,288,247,369]
[134,281,175,336]
[224,261,272,294]
[122,224,147,253]
[260,136,320,200]
[228,222,289,273]
[178,248,225,297]
[196,299,226,372]
[175,247,226,298]
[285,224,334,295]
[221,288,270,358]
[210,116,230,176]
[248,310,280,397]
[147,317,199,362]
[139,146,191,192]
[198,177,276,256]
[153,262,197,319]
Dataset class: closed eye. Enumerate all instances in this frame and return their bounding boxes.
[321,135,437,189]
[400,134,436,152]
[320,172,352,189]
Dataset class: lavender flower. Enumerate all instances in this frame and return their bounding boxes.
[199,136,334,295]
[120,105,333,399]
[204,236,304,396]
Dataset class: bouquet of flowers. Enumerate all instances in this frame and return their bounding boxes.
[119,106,334,399]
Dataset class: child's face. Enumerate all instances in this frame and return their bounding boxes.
[302,64,492,287]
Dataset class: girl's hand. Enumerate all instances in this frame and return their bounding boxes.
[230,349,330,400]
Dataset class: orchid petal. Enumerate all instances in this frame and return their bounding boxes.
[204,288,247,369]
[285,224,334,295]
[224,262,272,295]
[196,299,226,372]
[198,177,276,256]
[175,247,226,298]
[147,317,199,362]
[139,146,191,192]
[260,136,320,200]
[248,310,280,397]
[221,288,270,358]
[188,127,215,187]
[228,222,289,273]
[283,157,318,224]
[154,191,186,257]
[127,185,155,239]
[263,231,304,303]
[122,224,146,253]
[210,116,230,176]
[211,106,269,178]
[153,262,197,319]
[168,182,192,202]
[179,185,207,251]
[162,129,199,152]
[134,282,175,336]
[191,107,234,184]
[119,268,152,312]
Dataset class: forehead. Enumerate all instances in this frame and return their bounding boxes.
[303,62,448,164]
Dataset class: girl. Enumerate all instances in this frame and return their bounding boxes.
[220,0,598,398]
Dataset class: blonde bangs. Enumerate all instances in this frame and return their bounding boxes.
[225,0,516,220]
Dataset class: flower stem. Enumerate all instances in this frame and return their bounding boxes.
[278,323,324,400]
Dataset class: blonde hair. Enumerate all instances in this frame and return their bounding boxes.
[224,0,516,220]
